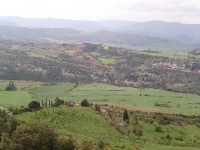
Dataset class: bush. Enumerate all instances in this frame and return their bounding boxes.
[28,101,40,110]
[175,137,183,141]
[5,81,17,91]
[166,134,172,140]
[133,127,143,138]
[155,126,163,132]
[54,137,76,150]
[98,140,106,149]
[94,104,100,111]
[53,97,64,107]
[81,99,89,107]
[80,138,93,150]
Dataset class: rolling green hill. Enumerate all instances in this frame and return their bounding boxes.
[14,106,135,150]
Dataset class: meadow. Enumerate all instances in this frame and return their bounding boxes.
[1,81,199,115]
[0,80,42,108]
[31,83,200,115]
[98,57,116,65]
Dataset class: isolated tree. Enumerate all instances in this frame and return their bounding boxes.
[123,110,129,123]
[28,101,40,110]
[81,99,89,107]
[5,81,17,91]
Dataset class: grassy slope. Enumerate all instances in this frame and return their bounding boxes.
[14,106,135,150]
[14,106,200,150]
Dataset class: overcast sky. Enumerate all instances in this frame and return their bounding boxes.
[1,0,200,24]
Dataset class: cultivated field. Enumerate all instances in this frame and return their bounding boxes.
[1,81,199,115]
[59,83,199,115]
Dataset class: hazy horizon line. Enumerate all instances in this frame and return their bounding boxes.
[1,16,200,25]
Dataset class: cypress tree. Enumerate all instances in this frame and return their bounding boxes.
[123,110,129,123]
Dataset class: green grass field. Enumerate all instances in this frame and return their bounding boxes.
[0,91,31,108]
[64,83,200,115]
[31,82,75,102]
[0,80,42,108]
[90,52,101,57]
[1,81,199,115]
[29,83,200,115]
[98,57,115,65]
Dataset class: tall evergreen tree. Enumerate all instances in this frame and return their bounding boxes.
[123,110,129,123]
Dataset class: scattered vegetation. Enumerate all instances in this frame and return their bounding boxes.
[5,81,17,91]
[0,41,200,149]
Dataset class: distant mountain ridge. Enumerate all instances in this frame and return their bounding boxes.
[116,21,200,43]
[0,17,200,44]
[0,17,106,32]
[0,25,170,46]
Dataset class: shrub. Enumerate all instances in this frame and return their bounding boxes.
[98,140,106,149]
[94,104,100,111]
[175,137,183,141]
[80,138,93,150]
[54,137,76,150]
[89,102,93,107]
[53,97,64,107]
[81,99,89,107]
[5,81,17,91]
[28,101,40,110]
[155,126,163,132]
[133,127,143,138]
[166,134,172,140]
